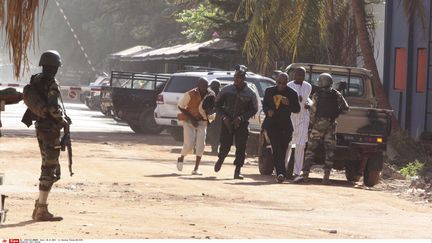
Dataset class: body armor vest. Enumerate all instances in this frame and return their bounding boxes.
[316,89,339,120]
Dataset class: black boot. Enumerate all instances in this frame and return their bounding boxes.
[214,158,223,172]
[234,166,244,180]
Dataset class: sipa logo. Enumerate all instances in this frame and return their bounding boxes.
[9,240,20,243]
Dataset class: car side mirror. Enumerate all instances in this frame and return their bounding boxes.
[337,82,347,92]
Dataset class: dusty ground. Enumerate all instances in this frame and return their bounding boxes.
[1,132,432,239]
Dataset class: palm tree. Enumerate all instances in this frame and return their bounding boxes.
[351,0,390,110]
[236,0,357,73]
[0,0,46,78]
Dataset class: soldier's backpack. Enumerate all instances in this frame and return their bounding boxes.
[22,74,47,118]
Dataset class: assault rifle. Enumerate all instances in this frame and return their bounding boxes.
[60,116,74,176]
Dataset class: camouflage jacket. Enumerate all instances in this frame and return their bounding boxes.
[31,73,64,128]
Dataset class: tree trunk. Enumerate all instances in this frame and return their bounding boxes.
[351,0,400,130]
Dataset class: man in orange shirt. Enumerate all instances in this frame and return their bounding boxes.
[177,77,215,175]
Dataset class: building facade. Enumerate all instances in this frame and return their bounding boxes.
[383,0,432,139]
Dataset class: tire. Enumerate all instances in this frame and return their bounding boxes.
[345,160,362,182]
[139,110,164,135]
[258,132,274,175]
[129,124,144,133]
[112,110,123,122]
[246,134,260,157]
[170,127,183,142]
[363,153,383,187]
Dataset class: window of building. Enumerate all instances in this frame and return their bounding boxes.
[394,48,407,91]
[416,48,427,93]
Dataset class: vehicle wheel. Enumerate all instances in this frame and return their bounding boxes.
[345,160,362,182]
[363,153,383,187]
[128,123,143,133]
[258,132,274,175]
[139,110,164,134]
[112,110,123,122]
[170,127,183,142]
[101,108,110,116]
[246,134,259,157]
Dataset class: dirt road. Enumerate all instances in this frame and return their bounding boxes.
[1,131,431,239]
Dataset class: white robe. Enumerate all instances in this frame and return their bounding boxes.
[287,81,312,145]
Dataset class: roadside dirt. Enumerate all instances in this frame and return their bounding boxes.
[1,133,432,239]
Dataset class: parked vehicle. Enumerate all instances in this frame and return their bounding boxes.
[154,71,275,155]
[100,71,171,134]
[258,63,393,187]
[84,76,110,111]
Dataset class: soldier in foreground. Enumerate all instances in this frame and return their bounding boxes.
[214,65,258,179]
[22,50,69,221]
[300,73,349,184]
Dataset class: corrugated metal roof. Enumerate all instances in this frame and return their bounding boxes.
[109,45,153,59]
[117,39,238,62]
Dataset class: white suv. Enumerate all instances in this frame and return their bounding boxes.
[154,71,275,141]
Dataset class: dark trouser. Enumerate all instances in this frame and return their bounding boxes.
[207,116,222,152]
[266,128,292,177]
[218,121,249,167]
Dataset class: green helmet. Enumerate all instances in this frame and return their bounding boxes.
[39,50,62,67]
[317,73,333,88]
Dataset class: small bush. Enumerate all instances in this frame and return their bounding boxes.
[399,160,424,178]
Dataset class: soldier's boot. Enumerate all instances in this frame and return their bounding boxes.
[31,199,39,220]
[234,166,244,180]
[322,170,331,185]
[33,201,62,221]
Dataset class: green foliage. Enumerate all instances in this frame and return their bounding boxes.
[176,3,223,41]
[399,160,424,178]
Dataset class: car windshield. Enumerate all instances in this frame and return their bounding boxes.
[304,73,365,97]
[165,76,200,93]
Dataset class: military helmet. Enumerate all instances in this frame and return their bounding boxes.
[317,73,333,88]
[39,50,62,67]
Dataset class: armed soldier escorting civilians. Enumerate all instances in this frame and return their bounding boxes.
[21,50,71,221]
[300,73,349,184]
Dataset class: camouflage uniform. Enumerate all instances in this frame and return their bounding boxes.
[303,88,349,175]
[31,73,65,192]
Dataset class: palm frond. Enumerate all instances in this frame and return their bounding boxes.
[400,0,426,30]
[0,0,46,78]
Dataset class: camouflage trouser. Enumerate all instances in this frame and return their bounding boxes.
[303,118,336,173]
[36,128,61,191]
